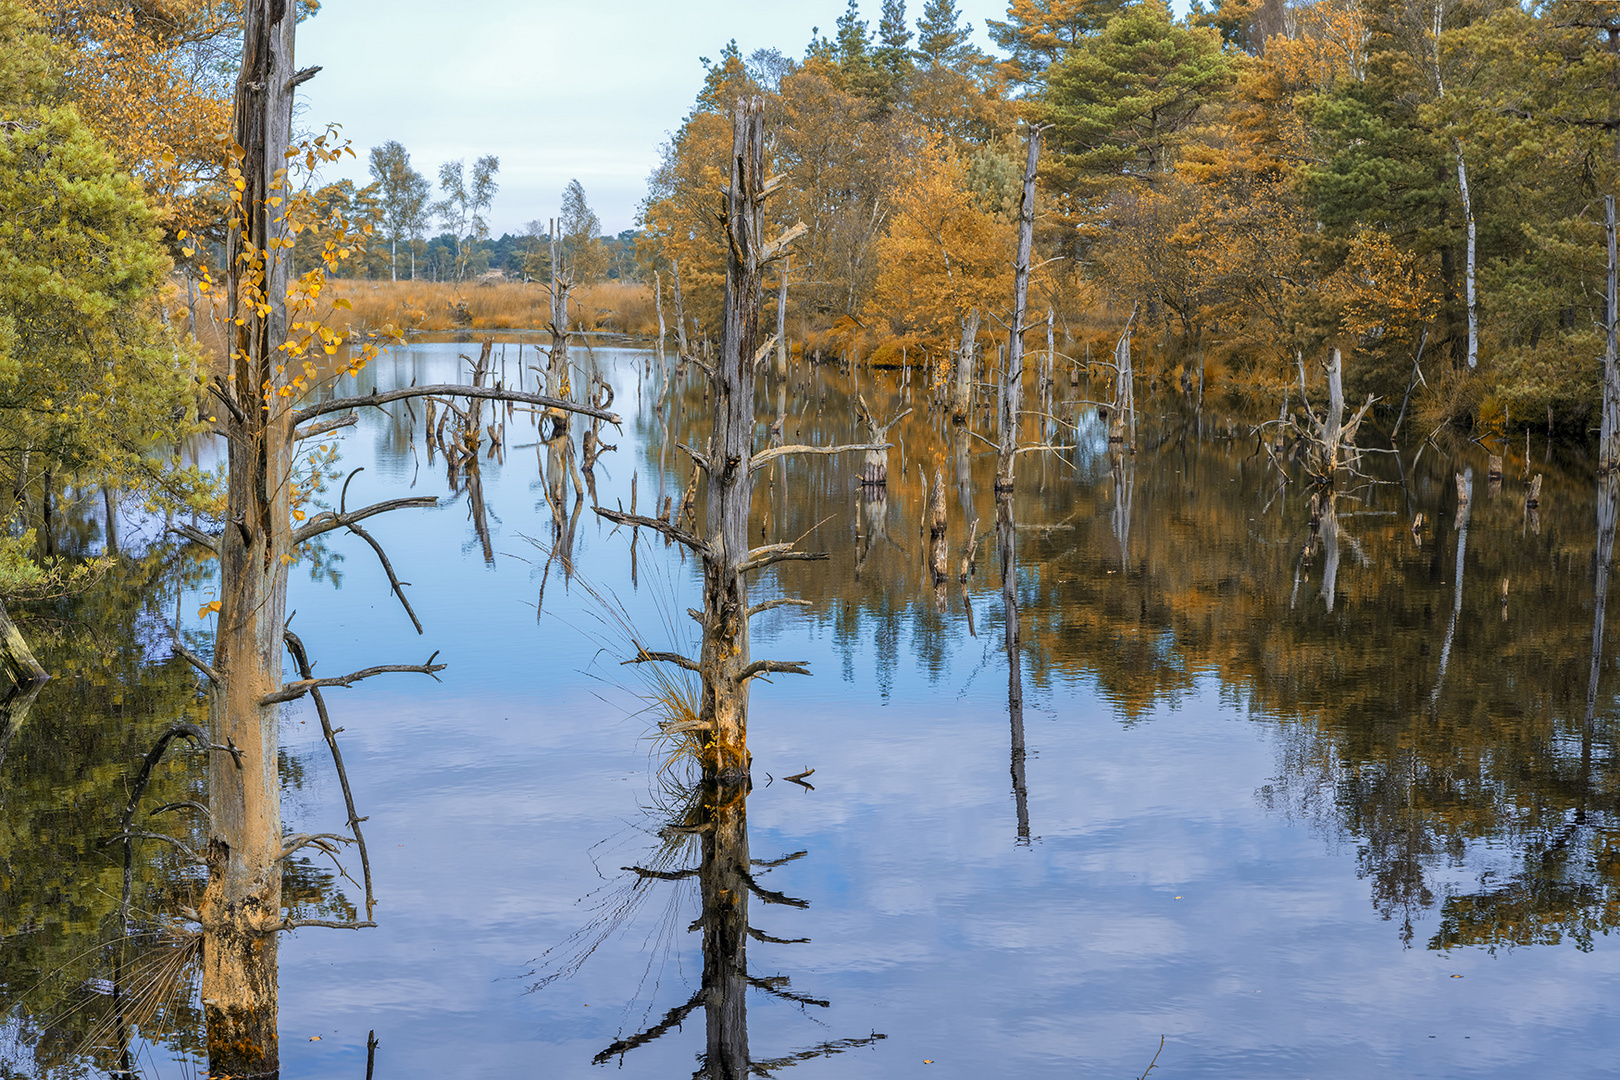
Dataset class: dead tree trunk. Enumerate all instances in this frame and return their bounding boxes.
[672,257,691,362]
[855,395,910,486]
[1109,306,1138,447]
[1458,149,1477,369]
[654,269,668,404]
[694,103,777,782]
[775,254,790,381]
[996,123,1042,493]
[595,101,874,786]
[204,3,298,1073]
[702,787,750,1076]
[545,245,573,439]
[1604,195,1620,474]
[998,498,1029,842]
[951,310,979,425]
[928,468,949,584]
[1303,347,1374,483]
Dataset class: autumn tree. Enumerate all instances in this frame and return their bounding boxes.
[867,136,1012,350]
[435,154,499,281]
[22,0,241,243]
[559,179,609,284]
[0,0,197,537]
[368,140,431,281]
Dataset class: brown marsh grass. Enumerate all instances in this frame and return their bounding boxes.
[326,279,659,336]
[176,278,659,355]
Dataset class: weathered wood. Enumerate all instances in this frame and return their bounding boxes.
[1605,195,1620,473]
[951,309,979,425]
[700,97,772,781]
[996,123,1041,493]
[205,2,298,1073]
[0,598,45,689]
[854,395,911,487]
[1109,306,1137,446]
[929,468,949,584]
[775,254,790,381]
[672,257,691,362]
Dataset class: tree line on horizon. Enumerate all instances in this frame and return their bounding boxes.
[326,146,639,285]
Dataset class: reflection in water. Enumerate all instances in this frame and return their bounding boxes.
[20,341,1620,1077]
[1587,470,1618,729]
[589,777,883,1077]
[999,496,1030,843]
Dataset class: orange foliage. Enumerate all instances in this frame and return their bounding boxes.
[26,0,235,238]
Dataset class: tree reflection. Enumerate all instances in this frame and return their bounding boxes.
[585,775,882,1077]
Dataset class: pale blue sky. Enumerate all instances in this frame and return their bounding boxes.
[296,0,1023,237]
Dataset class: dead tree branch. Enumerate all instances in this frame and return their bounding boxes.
[261,653,444,705]
[622,644,703,674]
[593,507,706,552]
[291,384,621,428]
[291,496,438,546]
[293,414,358,442]
[735,659,811,683]
[169,522,219,552]
[749,442,889,474]
[285,629,378,917]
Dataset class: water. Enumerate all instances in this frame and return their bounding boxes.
[4,340,1619,1078]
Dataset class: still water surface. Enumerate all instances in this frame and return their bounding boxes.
[5,341,1620,1078]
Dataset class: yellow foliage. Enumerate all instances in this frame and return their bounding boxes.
[866,136,1014,350]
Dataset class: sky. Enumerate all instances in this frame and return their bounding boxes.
[295,0,1021,238]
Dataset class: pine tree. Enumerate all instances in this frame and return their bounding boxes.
[916,0,976,67]
[875,0,914,77]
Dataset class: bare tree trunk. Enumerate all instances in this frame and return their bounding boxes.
[700,100,771,782]
[952,309,978,425]
[1458,150,1477,369]
[545,258,572,439]
[928,468,949,584]
[654,269,668,403]
[1109,306,1137,447]
[1605,195,1620,474]
[775,254,790,381]
[204,2,297,1073]
[855,395,910,487]
[672,257,691,361]
[702,789,750,1077]
[1322,346,1344,472]
[996,124,1041,492]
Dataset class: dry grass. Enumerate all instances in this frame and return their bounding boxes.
[175,278,659,353]
[325,279,659,336]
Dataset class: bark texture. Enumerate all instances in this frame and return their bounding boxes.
[996,124,1041,493]
[205,1,297,1074]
